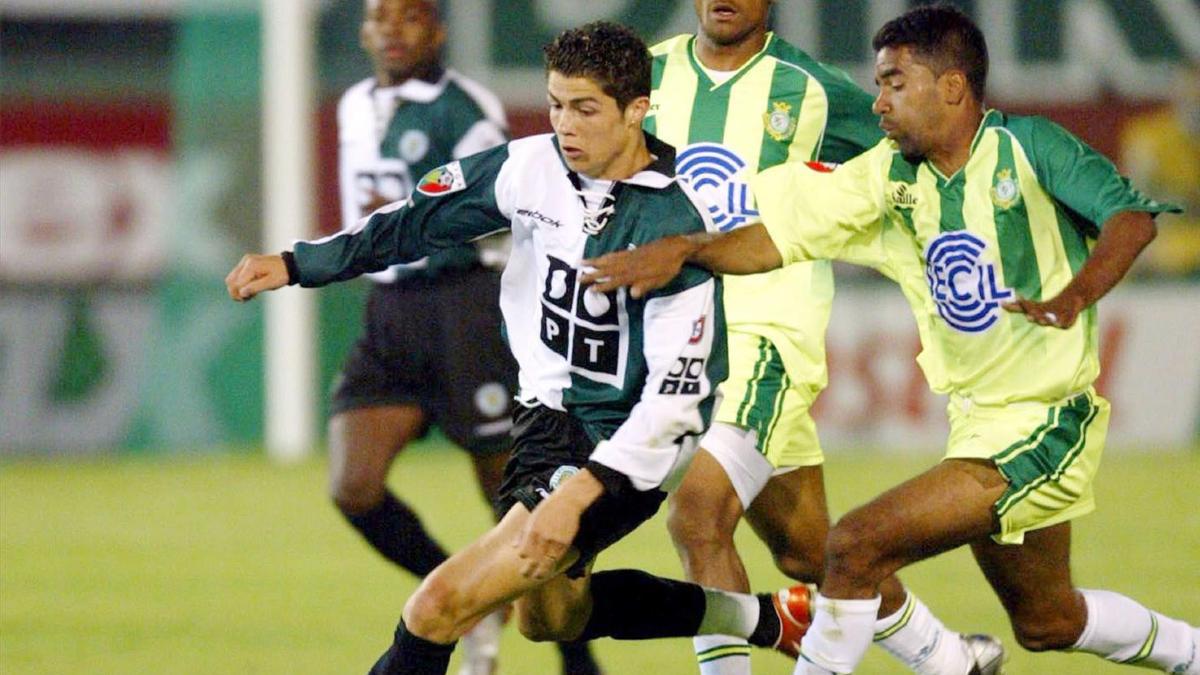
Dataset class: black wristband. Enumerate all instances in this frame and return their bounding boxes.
[585,460,634,497]
[280,250,299,286]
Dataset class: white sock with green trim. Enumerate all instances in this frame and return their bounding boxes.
[1072,589,1200,674]
[873,592,973,674]
[793,594,880,674]
[693,635,752,675]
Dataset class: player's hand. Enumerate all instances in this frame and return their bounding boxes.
[513,470,604,579]
[225,253,289,302]
[1002,293,1085,329]
[581,235,693,298]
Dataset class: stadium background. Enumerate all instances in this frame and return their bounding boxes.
[2,1,1198,673]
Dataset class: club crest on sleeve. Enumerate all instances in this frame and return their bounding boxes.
[417,161,466,196]
[689,315,706,344]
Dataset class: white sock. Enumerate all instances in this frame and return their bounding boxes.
[694,635,752,675]
[698,588,760,637]
[874,592,972,675]
[457,609,503,675]
[793,593,881,674]
[1072,588,1200,674]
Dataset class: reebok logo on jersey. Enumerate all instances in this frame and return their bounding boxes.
[417,161,466,196]
[924,231,1013,333]
[517,208,563,228]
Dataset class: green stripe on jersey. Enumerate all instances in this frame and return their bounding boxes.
[757,60,810,170]
[992,129,1042,300]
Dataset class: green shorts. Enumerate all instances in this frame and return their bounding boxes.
[715,332,824,469]
[945,389,1110,544]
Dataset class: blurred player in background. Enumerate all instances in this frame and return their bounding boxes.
[647,2,998,672]
[585,5,1197,674]
[330,1,598,672]
[1120,60,1200,277]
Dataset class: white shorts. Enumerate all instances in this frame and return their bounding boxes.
[701,422,800,509]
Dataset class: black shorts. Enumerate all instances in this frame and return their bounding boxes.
[330,266,517,455]
[496,404,667,577]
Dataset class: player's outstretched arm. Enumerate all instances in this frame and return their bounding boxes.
[582,224,783,298]
[1002,210,1156,328]
[514,469,605,580]
[225,253,290,302]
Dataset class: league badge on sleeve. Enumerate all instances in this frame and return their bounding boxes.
[417,161,466,196]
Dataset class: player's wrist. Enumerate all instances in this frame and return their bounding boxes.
[280,251,299,285]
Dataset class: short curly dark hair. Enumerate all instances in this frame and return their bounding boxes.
[872,3,989,101]
[543,21,650,110]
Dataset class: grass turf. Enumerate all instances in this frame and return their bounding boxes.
[2,445,1197,674]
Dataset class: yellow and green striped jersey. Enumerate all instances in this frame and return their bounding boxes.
[754,109,1181,405]
[646,33,881,389]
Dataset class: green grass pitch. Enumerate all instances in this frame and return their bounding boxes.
[2,444,1197,674]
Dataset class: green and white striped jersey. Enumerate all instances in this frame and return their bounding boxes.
[755,109,1181,405]
[646,32,881,388]
[337,69,507,282]
[296,133,727,491]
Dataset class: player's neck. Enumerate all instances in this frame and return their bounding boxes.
[591,134,652,181]
[927,104,986,178]
[375,62,443,88]
[694,29,768,72]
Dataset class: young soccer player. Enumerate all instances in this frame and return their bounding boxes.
[227,21,809,675]
[584,5,1198,674]
[649,2,998,671]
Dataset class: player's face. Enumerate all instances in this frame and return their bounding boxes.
[361,0,444,85]
[547,71,648,179]
[693,0,771,47]
[872,45,945,162]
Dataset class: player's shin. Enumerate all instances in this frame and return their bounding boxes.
[794,594,881,674]
[1071,589,1200,674]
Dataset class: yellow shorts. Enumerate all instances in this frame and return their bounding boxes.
[715,331,824,469]
[946,389,1110,544]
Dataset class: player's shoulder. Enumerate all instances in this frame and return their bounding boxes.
[337,77,375,116]
[650,34,691,59]
[986,110,1083,158]
[767,35,867,94]
[442,69,508,128]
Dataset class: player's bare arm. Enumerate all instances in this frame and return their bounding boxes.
[1002,210,1157,328]
[514,469,606,579]
[582,223,782,297]
[224,253,290,302]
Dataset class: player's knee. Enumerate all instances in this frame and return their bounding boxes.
[769,545,824,584]
[329,470,385,515]
[1009,608,1086,652]
[666,488,739,553]
[403,575,466,642]
[823,514,888,583]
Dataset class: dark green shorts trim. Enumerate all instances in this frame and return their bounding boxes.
[993,392,1098,518]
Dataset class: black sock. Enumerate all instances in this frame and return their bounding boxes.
[344,492,448,576]
[369,619,454,675]
[747,593,782,647]
[578,569,707,640]
[555,639,601,675]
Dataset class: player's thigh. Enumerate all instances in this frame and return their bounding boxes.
[745,464,830,575]
[667,446,747,544]
[328,405,427,503]
[826,459,1006,581]
[429,269,518,453]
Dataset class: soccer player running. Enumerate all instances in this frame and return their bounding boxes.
[584,5,1198,674]
[227,22,818,675]
[649,2,998,673]
[328,2,599,672]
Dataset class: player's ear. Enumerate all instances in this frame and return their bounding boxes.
[624,96,651,128]
[940,69,968,105]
